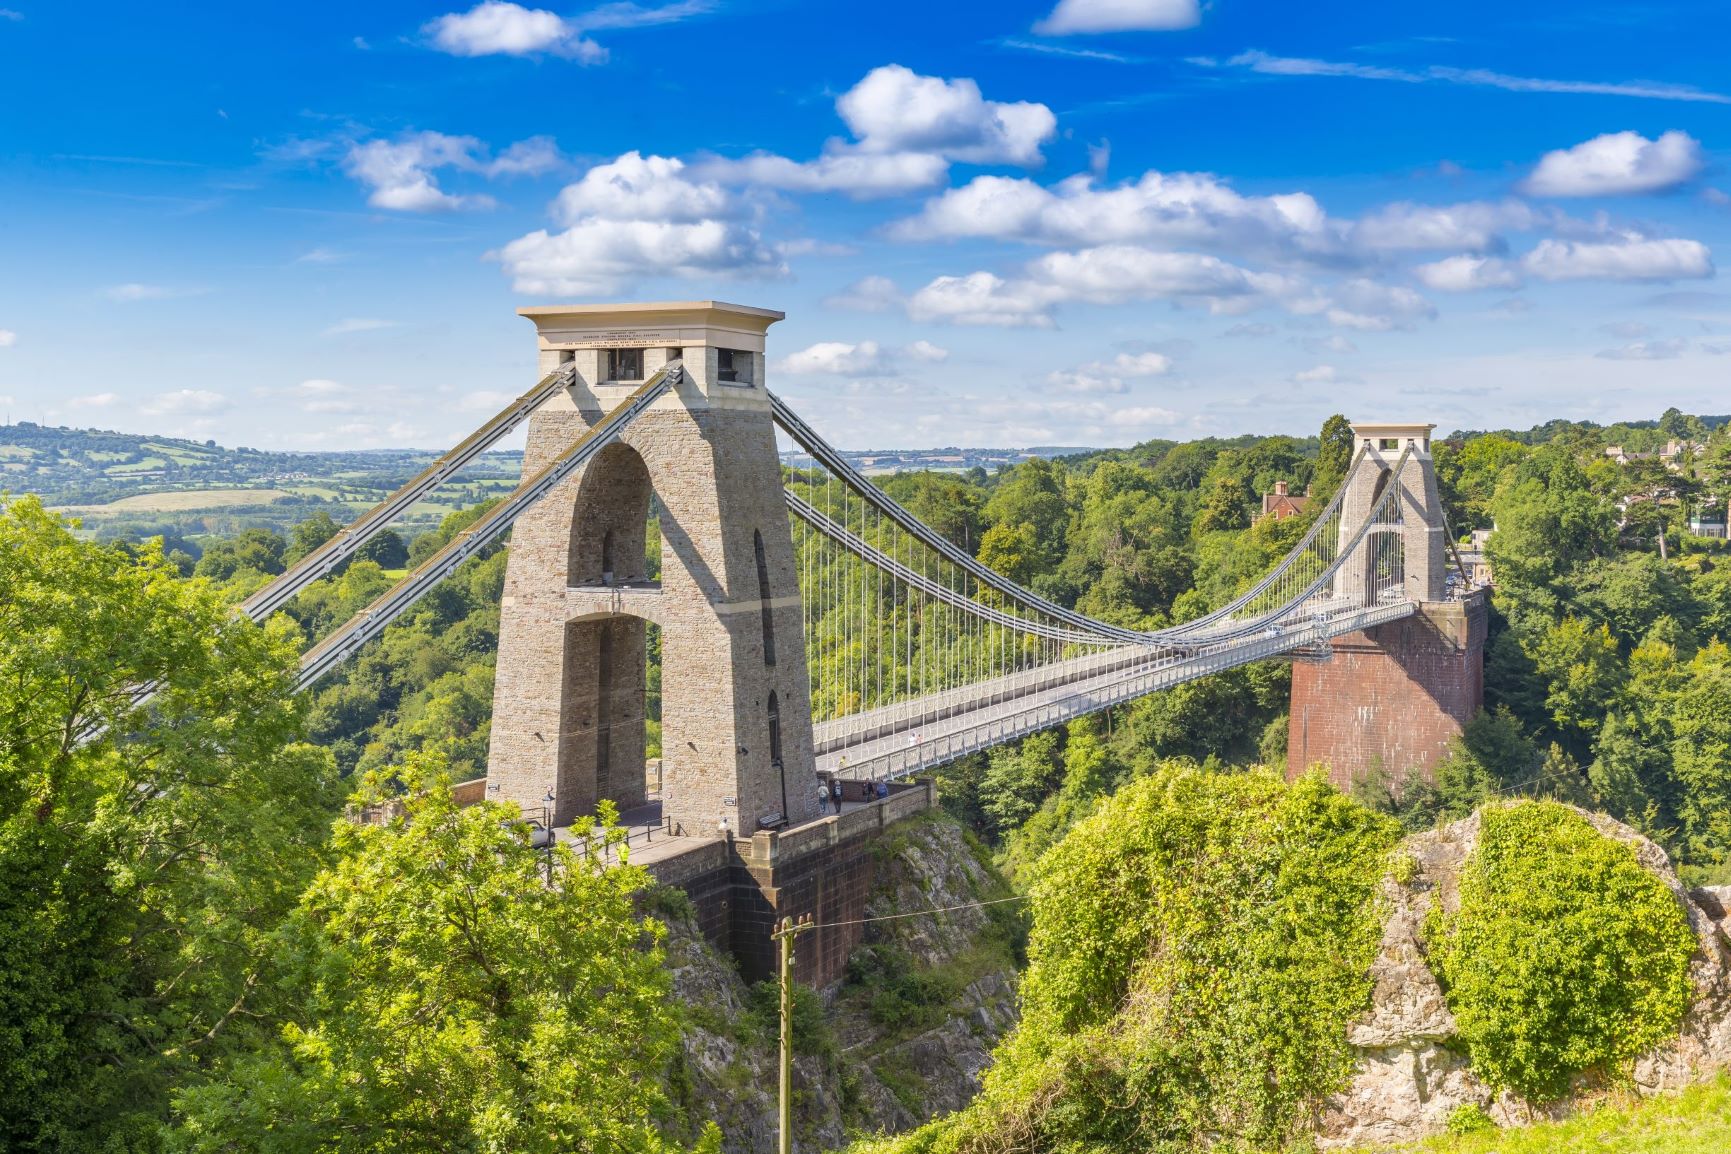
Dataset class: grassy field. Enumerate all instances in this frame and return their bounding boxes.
[1375,1075,1731,1153]
[56,488,293,514]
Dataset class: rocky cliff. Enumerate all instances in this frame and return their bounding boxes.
[1320,809,1731,1148]
[659,812,1021,1153]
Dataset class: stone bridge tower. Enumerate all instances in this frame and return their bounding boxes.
[1288,421,1488,789]
[486,301,820,837]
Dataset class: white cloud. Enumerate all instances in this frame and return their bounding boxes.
[1525,131,1703,197]
[323,318,399,336]
[142,389,230,416]
[697,65,1055,199]
[1046,350,1173,394]
[0,328,14,347]
[1292,364,1339,383]
[552,151,728,224]
[837,65,1055,165]
[1596,338,1688,360]
[495,152,779,294]
[907,272,1059,329]
[486,135,565,178]
[295,379,347,395]
[908,246,1286,328]
[1414,254,1524,292]
[1312,278,1436,330]
[424,2,604,62]
[343,132,494,211]
[1349,200,1534,253]
[340,131,567,211]
[1216,50,1731,105]
[701,151,950,197]
[823,275,903,313]
[0,9,22,20]
[777,341,887,376]
[891,171,1333,260]
[295,246,347,264]
[1522,236,1714,282]
[777,339,949,375]
[1302,334,1358,355]
[69,392,118,408]
[1035,0,1199,33]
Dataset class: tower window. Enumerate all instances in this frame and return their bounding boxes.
[1379,438,1399,451]
[716,348,749,385]
[607,347,644,381]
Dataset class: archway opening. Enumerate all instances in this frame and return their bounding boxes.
[570,442,653,586]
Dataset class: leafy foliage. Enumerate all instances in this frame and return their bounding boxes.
[873,766,1400,1154]
[0,496,338,1149]
[1424,802,1697,1101]
[169,756,713,1154]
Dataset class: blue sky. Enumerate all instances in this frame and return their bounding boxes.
[1,0,1728,450]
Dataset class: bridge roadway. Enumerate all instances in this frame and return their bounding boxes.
[816,599,1418,782]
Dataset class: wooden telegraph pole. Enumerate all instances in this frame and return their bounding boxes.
[772,915,815,1154]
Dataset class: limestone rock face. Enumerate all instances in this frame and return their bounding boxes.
[663,814,1020,1154]
[1318,809,1731,1148]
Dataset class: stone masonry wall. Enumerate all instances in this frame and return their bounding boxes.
[488,355,820,835]
[1288,592,1488,789]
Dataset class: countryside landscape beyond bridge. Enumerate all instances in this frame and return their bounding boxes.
[232,300,1487,982]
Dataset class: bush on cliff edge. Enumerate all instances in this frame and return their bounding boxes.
[864,766,1401,1154]
[1425,800,1697,1102]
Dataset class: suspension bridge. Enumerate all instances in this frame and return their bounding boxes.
[235,300,1479,848]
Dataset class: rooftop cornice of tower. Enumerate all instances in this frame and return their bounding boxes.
[518,300,785,338]
[1349,421,1437,440]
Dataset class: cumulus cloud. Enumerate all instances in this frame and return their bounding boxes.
[0,328,14,347]
[340,131,564,211]
[777,341,888,376]
[890,170,1334,260]
[425,1,608,62]
[1291,364,1339,383]
[907,246,1283,328]
[1046,350,1174,395]
[343,132,493,211]
[494,152,779,294]
[1414,254,1524,292]
[1348,200,1535,253]
[433,0,712,67]
[1522,235,1714,282]
[142,389,230,416]
[1035,0,1200,34]
[1525,131,1703,197]
[1596,338,1688,360]
[778,339,950,375]
[697,65,1055,199]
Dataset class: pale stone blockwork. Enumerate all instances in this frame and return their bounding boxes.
[487,302,821,837]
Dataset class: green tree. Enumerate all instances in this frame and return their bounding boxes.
[1308,413,1355,504]
[1192,471,1250,535]
[0,497,337,1149]
[170,758,712,1154]
[287,511,342,564]
[194,526,289,581]
[982,458,1069,572]
[353,527,409,570]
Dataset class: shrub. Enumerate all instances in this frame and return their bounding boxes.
[1446,1102,1497,1136]
[1425,801,1697,1101]
[885,766,1401,1153]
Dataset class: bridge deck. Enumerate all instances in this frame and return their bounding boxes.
[819,601,1417,781]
